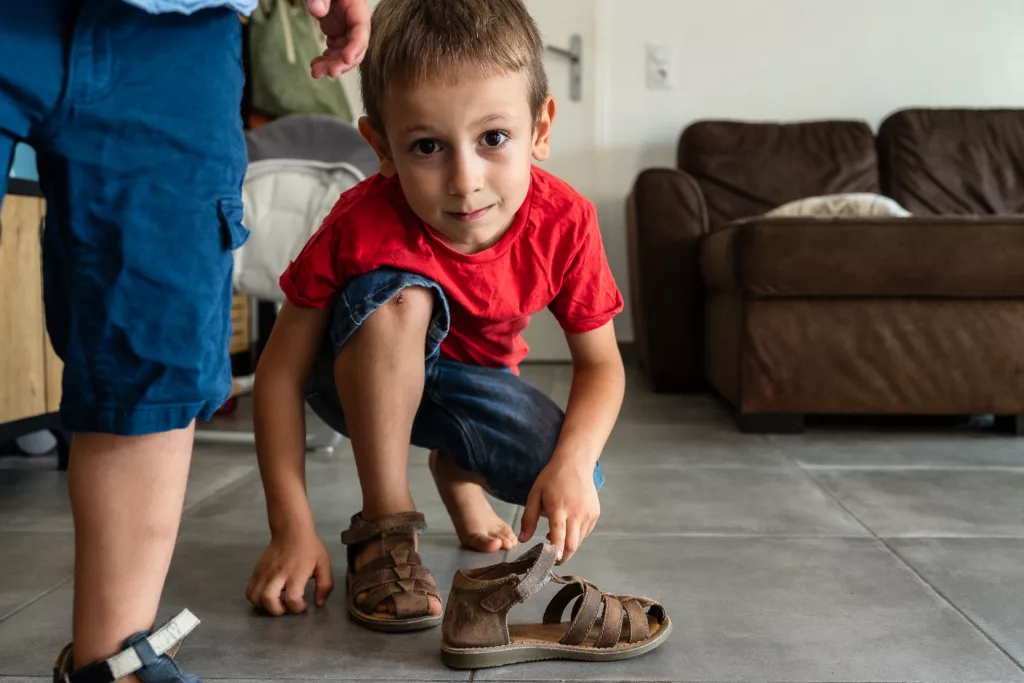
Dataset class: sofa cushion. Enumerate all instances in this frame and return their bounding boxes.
[879,108,1024,215]
[701,216,1024,298]
[678,120,880,230]
[765,193,910,218]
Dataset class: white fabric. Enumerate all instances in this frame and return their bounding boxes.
[765,193,911,218]
[105,609,200,680]
[235,160,365,302]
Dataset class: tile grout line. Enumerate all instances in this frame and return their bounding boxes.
[0,574,73,626]
[180,467,263,518]
[794,462,1024,675]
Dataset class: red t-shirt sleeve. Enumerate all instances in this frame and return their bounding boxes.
[279,213,342,309]
[548,203,624,334]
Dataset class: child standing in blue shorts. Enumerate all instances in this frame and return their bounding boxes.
[0,1,368,682]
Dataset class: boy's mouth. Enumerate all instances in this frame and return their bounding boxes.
[446,205,493,222]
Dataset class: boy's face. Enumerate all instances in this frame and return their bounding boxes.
[360,69,555,251]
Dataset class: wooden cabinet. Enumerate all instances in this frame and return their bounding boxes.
[0,194,62,424]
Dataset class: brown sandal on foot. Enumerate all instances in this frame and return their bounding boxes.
[341,511,443,632]
[441,543,672,669]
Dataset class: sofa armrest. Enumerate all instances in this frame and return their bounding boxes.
[702,215,1024,298]
[626,168,709,391]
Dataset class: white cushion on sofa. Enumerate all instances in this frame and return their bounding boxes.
[765,193,911,218]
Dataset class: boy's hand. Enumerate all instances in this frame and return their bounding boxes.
[519,457,600,565]
[246,528,334,616]
[306,0,371,79]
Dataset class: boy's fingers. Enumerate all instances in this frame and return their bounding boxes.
[585,518,598,539]
[561,519,582,565]
[261,576,287,616]
[314,560,335,606]
[547,514,567,563]
[284,575,309,614]
[245,573,258,604]
[246,571,268,607]
[519,491,542,542]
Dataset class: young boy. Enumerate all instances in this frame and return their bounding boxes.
[246,0,626,629]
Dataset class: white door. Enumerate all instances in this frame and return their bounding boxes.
[341,0,603,361]
[520,0,602,361]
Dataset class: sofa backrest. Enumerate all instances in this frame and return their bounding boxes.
[878,108,1024,216]
[678,120,880,230]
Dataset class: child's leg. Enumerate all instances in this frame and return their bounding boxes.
[68,429,193,674]
[333,285,441,616]
[21,1,249,676]
[428,450,518,552]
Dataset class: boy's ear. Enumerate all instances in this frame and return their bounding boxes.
[358,116,397,177]
[531,96,556,162]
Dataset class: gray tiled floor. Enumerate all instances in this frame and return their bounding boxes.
[2,363,1024,682]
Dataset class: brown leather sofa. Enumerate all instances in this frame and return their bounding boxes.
[626,108,1024,433]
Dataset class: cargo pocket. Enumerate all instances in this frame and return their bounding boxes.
[217,196,250,250]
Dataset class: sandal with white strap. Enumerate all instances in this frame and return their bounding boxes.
[53,609,202,683]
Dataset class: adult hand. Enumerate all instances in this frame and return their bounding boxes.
[306,0,371,79]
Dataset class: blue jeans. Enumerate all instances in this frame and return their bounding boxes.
[0,0,248,435]
[305,269,604,506]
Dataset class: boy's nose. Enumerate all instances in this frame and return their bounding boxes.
[448,151,485,196]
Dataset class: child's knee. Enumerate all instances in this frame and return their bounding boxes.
[366,285,435,332]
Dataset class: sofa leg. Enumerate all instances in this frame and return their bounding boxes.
[994,414,1024,436]
[736,413,806,434]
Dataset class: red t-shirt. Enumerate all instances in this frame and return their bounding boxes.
[279,165,623,370]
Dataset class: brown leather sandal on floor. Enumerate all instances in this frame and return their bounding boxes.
[341,511,443,632]
[441,543,672,669]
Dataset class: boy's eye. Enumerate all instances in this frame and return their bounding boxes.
[482,131,508,148]
[412,139,440,156]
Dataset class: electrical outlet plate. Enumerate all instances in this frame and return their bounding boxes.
[646,43,672,90]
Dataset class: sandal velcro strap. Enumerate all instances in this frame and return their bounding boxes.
[481,543,560,613]
[341,512,427,546]
[58,610,199,683]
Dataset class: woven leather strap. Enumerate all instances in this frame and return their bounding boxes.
[340,511,427,546]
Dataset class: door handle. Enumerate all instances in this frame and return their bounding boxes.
[545,34,582,102]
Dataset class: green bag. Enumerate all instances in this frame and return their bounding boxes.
[249,0,354,120]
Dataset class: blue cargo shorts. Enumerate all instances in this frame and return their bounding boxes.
[0,0,248,435]
[305,269,605,506]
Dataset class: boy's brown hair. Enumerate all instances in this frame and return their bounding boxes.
[359,0,548,135]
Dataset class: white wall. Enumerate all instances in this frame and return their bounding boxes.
[598,0,1024,340]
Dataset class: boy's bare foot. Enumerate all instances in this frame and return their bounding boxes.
[351,520,443,617]
[429,450,518,553]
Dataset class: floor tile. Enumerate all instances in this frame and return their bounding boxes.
[0,534,487,680]
[603,423,790,468]
[0,532,73,621]
[810,469,1024,537]
[0,451,256,533]
[474,536,1024,682]
[179,452,516,541]
[891,538,1024,666]
[594,464,867,536]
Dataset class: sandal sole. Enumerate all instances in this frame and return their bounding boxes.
[440,618,672,669]
[347,603,443,633]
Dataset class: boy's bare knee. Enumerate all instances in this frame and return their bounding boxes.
[376,285,434,326]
